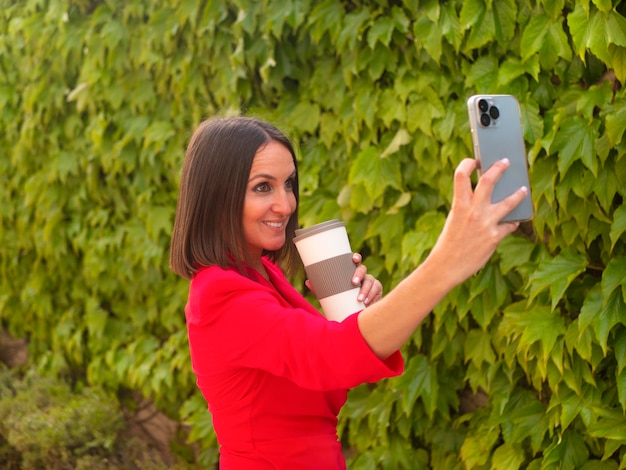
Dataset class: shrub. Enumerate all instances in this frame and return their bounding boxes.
[0,368,123,469]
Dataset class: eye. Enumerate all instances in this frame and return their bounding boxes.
[285,178,295,190]
[254,182,271,193]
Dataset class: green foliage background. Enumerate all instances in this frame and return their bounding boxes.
[1,0,626,468]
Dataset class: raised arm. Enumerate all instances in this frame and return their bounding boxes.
[357,158,528,359]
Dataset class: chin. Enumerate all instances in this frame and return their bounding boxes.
[265,240,286,252]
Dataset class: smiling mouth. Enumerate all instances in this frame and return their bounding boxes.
[264,221,285,229]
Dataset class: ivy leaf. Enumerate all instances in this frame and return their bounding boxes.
[464,329,496,367]
[368,44,395,81]
[580,285,626,355]
[307,0,343,44]
[541,0,567,20]
[142,120,175,151]
[559,388,585,429]
[592,0,612,13]
[348,184,374,214]
[492,0,516,44]
[618,367,626,410]
[386,192,411,214]
[498,57,539,86]
[578,284,603,335]
[365,212,404,272]
[413,17,442,64]
[586,415,626,440]
[289,101,321,134]
[468,264,510,330]
[541,430,589,470]
[591,161,619,213]
[499,303,565,365]
[602,255,626,303]
[394,354,438,419]
[527,249,587,310]
[354,82,379,131]
[401,211,445,266]
[367,18,394,49]
[605,96,626,150]
[406,88,445,137]
[380,128,411,158]
[85,297,107,339]
[440,2,463,51]
[610,45,626,84]
[466,56,499,91]
[367,8,408,49]
[145,205,174,240]
[462,0,494,50]
[52,151,80,183]
[530,157,557,205]
[551,116,597,176]
[459,0,485,31]
[460,426,500,468]
[606,10,626,46]
[609,203,626,252]
[523,14,571,69]
[616,334,626,375]
[336,9,370,51]
[507,398,550,453]
[348,146,403,200]
[495,234,536,274]
[491,443,526,470]
[521,14,550,61]
[379,87,406,126]
[567,6,611,64]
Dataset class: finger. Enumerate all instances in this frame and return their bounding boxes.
[492,185,529,222]
[366,279,383,305]
[360,277,383,305]
[501,221,521,235]
[352,264,367,285]
[352,252,362,265]
[474,158,511,203]
[305,279,315,295]
[453,158,478,205]
[357,274,375,303]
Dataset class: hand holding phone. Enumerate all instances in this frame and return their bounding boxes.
[467,94,534,222]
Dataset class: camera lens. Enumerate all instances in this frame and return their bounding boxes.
[478,99,489,112]
[480,113,491,126]
[489,106,500,119]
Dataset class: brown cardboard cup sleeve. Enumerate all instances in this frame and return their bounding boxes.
[293,220,365,321]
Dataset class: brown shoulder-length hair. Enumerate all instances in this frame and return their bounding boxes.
[170,116,300,280]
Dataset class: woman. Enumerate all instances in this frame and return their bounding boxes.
[170,116,527,469]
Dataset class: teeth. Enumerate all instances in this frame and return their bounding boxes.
[265,222,283,228]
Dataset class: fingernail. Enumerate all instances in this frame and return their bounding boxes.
[364,298,370,305]
[502,158,510,164]
[353,277,360,284]
[357,294,364,302]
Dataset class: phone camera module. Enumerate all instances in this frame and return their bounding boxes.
[476,99,500,127]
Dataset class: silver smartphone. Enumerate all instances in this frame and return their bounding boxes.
[467,94,534,222]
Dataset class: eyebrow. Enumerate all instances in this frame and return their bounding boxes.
[248,170,296,183]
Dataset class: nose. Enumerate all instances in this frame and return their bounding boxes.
[272,189,294,215]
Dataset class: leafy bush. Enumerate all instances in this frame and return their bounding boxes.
[0,368,122,468]
[0,367,189,469]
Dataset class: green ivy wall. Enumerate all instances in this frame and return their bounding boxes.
[1,0,625,468]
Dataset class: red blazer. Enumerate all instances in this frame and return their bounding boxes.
[186,257,404,469]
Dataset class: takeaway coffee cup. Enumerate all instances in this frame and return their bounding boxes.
[293,220,365,322]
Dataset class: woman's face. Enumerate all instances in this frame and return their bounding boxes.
[243,140,297,260]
